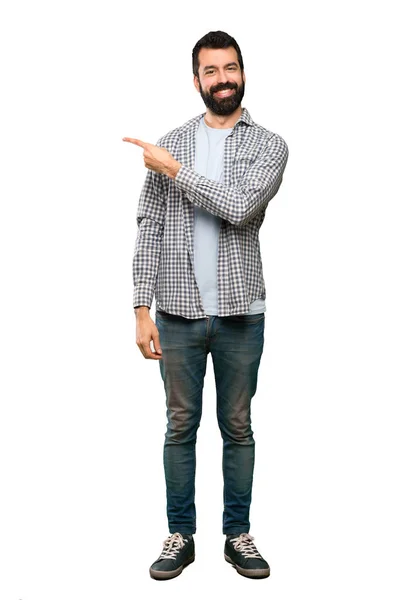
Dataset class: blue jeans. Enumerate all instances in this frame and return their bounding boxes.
[155,309,265,535]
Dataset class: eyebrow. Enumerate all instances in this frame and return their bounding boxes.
[202,62,238,72]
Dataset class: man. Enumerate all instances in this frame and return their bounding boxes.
[123,30,288,580]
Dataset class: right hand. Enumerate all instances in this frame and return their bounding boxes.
[135,310,163,360]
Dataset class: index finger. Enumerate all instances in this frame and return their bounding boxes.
[139,341,162,360]
[122,137,147,148]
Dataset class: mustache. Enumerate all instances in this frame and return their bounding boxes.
[210,82,238,94]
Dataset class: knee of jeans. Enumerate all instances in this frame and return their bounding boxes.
[166,409,201,444]
[217,412,254,445]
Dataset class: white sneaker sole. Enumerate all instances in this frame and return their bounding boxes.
[224,553,270,578]
[149,554,195,580]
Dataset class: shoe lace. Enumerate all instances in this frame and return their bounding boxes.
[159,532,187,560]
[230,533,262,559]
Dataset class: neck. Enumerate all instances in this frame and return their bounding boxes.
[204,106,243,129]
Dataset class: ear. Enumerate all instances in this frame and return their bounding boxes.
[193,75,200,93]
[242,70,246,84]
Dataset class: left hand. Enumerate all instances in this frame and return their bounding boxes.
[122,137,181,179]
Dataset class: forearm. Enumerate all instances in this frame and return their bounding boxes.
[174,167,279,225]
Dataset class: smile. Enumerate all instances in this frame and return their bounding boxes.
[214,89,235,98]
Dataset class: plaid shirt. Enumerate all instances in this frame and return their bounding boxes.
[133,107,288,318]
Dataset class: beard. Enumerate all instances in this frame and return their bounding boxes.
[199,79,245,116]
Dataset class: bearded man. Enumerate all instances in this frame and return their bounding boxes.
[123,30,289,580]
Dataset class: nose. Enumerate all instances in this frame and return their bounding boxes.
[215,69,228,84]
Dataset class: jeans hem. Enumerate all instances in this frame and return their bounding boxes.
[170,527,196,535]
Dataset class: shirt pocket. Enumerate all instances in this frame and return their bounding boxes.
[232,148,261,179]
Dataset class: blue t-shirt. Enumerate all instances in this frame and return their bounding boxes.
[193,117,266,315]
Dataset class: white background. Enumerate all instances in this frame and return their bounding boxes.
[1,0,399,598]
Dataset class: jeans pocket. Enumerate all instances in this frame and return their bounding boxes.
[226,313,265,325]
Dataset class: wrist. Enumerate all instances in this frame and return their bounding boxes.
[134,305,150,317]
[166,159,181,179]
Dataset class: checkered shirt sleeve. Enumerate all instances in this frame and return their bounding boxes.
[132,163,166,308]
[174,133,288,226]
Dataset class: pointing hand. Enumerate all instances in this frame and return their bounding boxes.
[122,137,181,178]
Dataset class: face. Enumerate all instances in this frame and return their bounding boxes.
[194,47,246,116]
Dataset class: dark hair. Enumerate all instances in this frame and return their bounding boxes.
[192,30,244,78]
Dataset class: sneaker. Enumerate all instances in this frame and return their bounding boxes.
[224,533,270,579]
[149,532,195,580]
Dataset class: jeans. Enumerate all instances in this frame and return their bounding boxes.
[155,309,265,535]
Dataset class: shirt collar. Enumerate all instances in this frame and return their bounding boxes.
[182,106,254,136]
[200,106,255,128]
[235,107,254,127]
